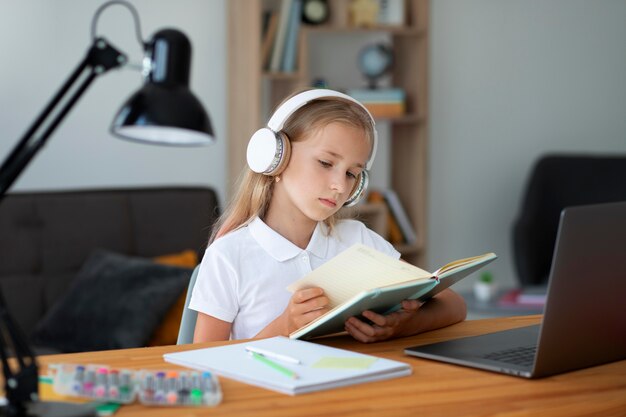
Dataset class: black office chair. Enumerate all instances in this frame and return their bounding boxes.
[512,154,626,286]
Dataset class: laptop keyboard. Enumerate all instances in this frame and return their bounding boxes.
[482,345,537,367]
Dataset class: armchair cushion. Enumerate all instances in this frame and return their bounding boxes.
[147,250,199,346]
[31,250,192,353]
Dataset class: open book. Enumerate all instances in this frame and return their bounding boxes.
[287,244,497,340]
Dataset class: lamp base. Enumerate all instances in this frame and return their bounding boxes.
[0,401,97,417]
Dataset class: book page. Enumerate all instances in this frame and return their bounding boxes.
[433,253,497,277]
[287,244,432,308]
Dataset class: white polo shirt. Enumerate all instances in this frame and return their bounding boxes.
[189,217,400,340]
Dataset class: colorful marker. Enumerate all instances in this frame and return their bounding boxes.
[165,371,179,404]
[154,371,166,404]
[108,369,120,400]
[94,368,108,398]
[142,373,155,403]
[190,372,203,405]
[72,365,85,395]
[83,369,96,397]
[178,372,190,405]
[119,370,133,403]
[202,371,222,406]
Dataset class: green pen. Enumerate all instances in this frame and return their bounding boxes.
[250,352,299,379]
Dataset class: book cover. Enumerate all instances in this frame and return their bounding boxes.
[164,336,411,395]
[261,11,279,70]
[363,103,405,117]
[383,189,417,244]
[377,0,405,26]
[367,190,403,243]
[281,0,302,72]
[287,244,497,340]
[347,88,405,103]
[269,0,293,72]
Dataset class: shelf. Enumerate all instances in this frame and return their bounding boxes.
[374,114,423,124]
[304,26,424,37]
[262,71,303,81]
[228,0,429,266]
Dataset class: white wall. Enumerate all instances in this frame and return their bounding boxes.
[0,0,227,204]
[429,0,626,290]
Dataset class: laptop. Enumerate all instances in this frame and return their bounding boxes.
[405,201,626,378]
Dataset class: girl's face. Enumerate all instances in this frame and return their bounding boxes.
[275,122,371,223]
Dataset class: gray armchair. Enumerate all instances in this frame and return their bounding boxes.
[512,154,626,286]
[177,265,200,345]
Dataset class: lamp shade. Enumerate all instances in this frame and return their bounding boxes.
[111,29,214,146]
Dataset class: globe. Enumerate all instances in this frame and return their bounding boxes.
[358,43,393,85]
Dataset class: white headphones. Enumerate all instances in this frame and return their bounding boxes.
[246,89,378,207]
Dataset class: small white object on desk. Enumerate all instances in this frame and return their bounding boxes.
[245,346,301,364]
[473,280,497,302]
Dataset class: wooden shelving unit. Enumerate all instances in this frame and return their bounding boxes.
[228,0,429,266]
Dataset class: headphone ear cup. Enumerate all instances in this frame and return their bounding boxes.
[344,170,369,207]
[268,132,291,176]
[246,128,291,175]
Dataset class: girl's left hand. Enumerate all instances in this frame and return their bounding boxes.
[344,299,423,343]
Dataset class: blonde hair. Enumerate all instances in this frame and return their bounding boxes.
[210,91,375,243]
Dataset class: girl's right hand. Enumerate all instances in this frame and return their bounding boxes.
[281,287,329,334]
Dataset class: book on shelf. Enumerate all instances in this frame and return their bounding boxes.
[287,244,497,340]
[269,0,293,72]
[377,0,405,26]
[261,11,279,70]
[382,189,417,245]
[367,189,417,245]
[164,336,411,395]
[367,190,403,244]
[281,0,302,72]
[261,8,273,34]
[347,88,405,102]
[361,102,405,118]
[347,88,406,117]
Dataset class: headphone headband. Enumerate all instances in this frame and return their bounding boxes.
[267,89,378,170]
[246,89,377,206]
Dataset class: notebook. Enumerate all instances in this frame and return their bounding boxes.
[405,201,626,378]
[164,336,411,395]
[287,245,496,340]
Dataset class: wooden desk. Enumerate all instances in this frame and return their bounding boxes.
[37,316,626,417]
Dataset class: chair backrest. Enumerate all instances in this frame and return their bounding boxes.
[512,154,626,286]
[177,265,200,345]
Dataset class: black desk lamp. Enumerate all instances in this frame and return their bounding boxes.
[0,1,214,416]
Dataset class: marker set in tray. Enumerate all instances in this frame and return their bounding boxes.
[51,363,222,407]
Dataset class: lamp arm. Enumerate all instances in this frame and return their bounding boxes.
[0,286,39,409]
[0,38,126,204]
[0,38,126,415]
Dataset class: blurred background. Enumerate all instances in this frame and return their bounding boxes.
[1,0,625,293]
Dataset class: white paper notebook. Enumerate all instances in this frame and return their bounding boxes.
[163,336,412,395]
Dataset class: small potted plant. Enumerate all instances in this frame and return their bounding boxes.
[473,271,497,302]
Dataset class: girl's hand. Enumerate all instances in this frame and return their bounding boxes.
[344,299,423,343]
[281,287,329,335]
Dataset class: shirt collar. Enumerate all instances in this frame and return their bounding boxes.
[306,221,329,259]
[248,217,329,262]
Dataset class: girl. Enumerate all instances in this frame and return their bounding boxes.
[190,89,466,343]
